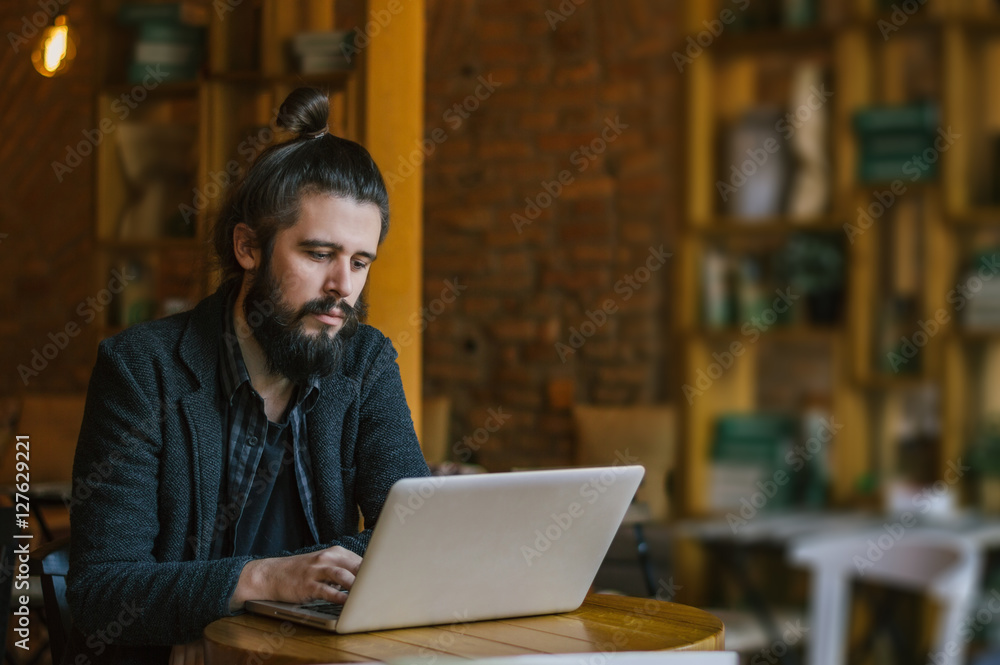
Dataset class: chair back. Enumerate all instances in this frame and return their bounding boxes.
[572,405,675,520]
[420,395,451,466]
[29,536,71,664]
[0,506,14,656]
[792,528,981,665]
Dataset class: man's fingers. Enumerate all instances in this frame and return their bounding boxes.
[323,545,362,573]
[332,566,356,590]
[311,581,350,604]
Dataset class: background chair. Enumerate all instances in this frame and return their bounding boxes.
[791,527,981,665]
[571,405,675,597]
[0,506,15,662]
[28,536,71,665]
[0,394,86,541]
[420,395,452,468]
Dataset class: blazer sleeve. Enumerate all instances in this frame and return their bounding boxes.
[66,340,252,646]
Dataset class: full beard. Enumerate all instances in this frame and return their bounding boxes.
[242,263,364,384]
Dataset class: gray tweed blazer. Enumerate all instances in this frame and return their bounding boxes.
[65,283,429,661]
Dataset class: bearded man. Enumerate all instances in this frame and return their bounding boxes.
[65,88,429,664]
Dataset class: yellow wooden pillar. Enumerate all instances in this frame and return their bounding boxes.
[364,0,425,435]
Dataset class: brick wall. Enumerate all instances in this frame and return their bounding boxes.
[0,1,99,394]
[423,0,681,470]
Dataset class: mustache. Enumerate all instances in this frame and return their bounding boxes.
[298,297,357,322]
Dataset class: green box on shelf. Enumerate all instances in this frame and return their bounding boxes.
[711,413,800,511]
[853,102,941,184]
[970,419,1000,477]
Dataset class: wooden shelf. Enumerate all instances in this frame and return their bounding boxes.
[953,327,1000,340]
[948,207,1000,226]
[97,238,202,250]
[100,80,201,97]
[690,217,844,234]
[714,26,836,54]
[686,326,842,342]
[211,70,354,86]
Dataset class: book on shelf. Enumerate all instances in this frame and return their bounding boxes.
[853,102,939,134]
[297,53,352,74]
[290,30,353,54]
[290,31,355,74]
[119,4,207,83]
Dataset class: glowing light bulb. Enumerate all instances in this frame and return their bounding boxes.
[32,14,76,78]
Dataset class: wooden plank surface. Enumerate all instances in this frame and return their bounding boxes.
[204,595,725,664]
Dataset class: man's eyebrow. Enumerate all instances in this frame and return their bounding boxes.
[299,239,377,261]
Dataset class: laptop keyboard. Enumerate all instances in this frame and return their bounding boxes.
[304,602,345,617]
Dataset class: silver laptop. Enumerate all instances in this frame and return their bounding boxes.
[246,465,645,633]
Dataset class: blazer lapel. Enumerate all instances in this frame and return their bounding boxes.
[177,288,228,559]
[307,368,360,541]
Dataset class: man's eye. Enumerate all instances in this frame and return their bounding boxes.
[309,252,331,260]
[352,260,369,270]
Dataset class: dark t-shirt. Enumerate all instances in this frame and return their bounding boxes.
[232,418,315,557]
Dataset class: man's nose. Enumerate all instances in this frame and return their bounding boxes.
[325,258,352,299]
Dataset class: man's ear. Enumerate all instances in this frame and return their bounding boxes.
[233,223,258,271]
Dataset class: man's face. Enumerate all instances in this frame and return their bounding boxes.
[242,193,382,382]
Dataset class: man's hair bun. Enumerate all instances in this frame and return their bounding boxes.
[276,87,330,138]
[213,86,390,287]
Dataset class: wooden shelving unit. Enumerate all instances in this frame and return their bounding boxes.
[676,0,1000,524]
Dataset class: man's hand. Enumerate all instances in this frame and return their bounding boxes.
[229,545,362,612]
[169,639,205,665]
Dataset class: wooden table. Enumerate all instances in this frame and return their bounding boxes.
[204,594,725,664]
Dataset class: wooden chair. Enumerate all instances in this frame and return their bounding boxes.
[0,506,15,660]
[420,395,451,467]
[571,405,675,596]
[29,536,71,664]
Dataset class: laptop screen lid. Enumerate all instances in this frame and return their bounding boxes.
[334,465,645,634]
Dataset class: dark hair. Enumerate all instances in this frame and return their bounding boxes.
[212,87,390,286]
